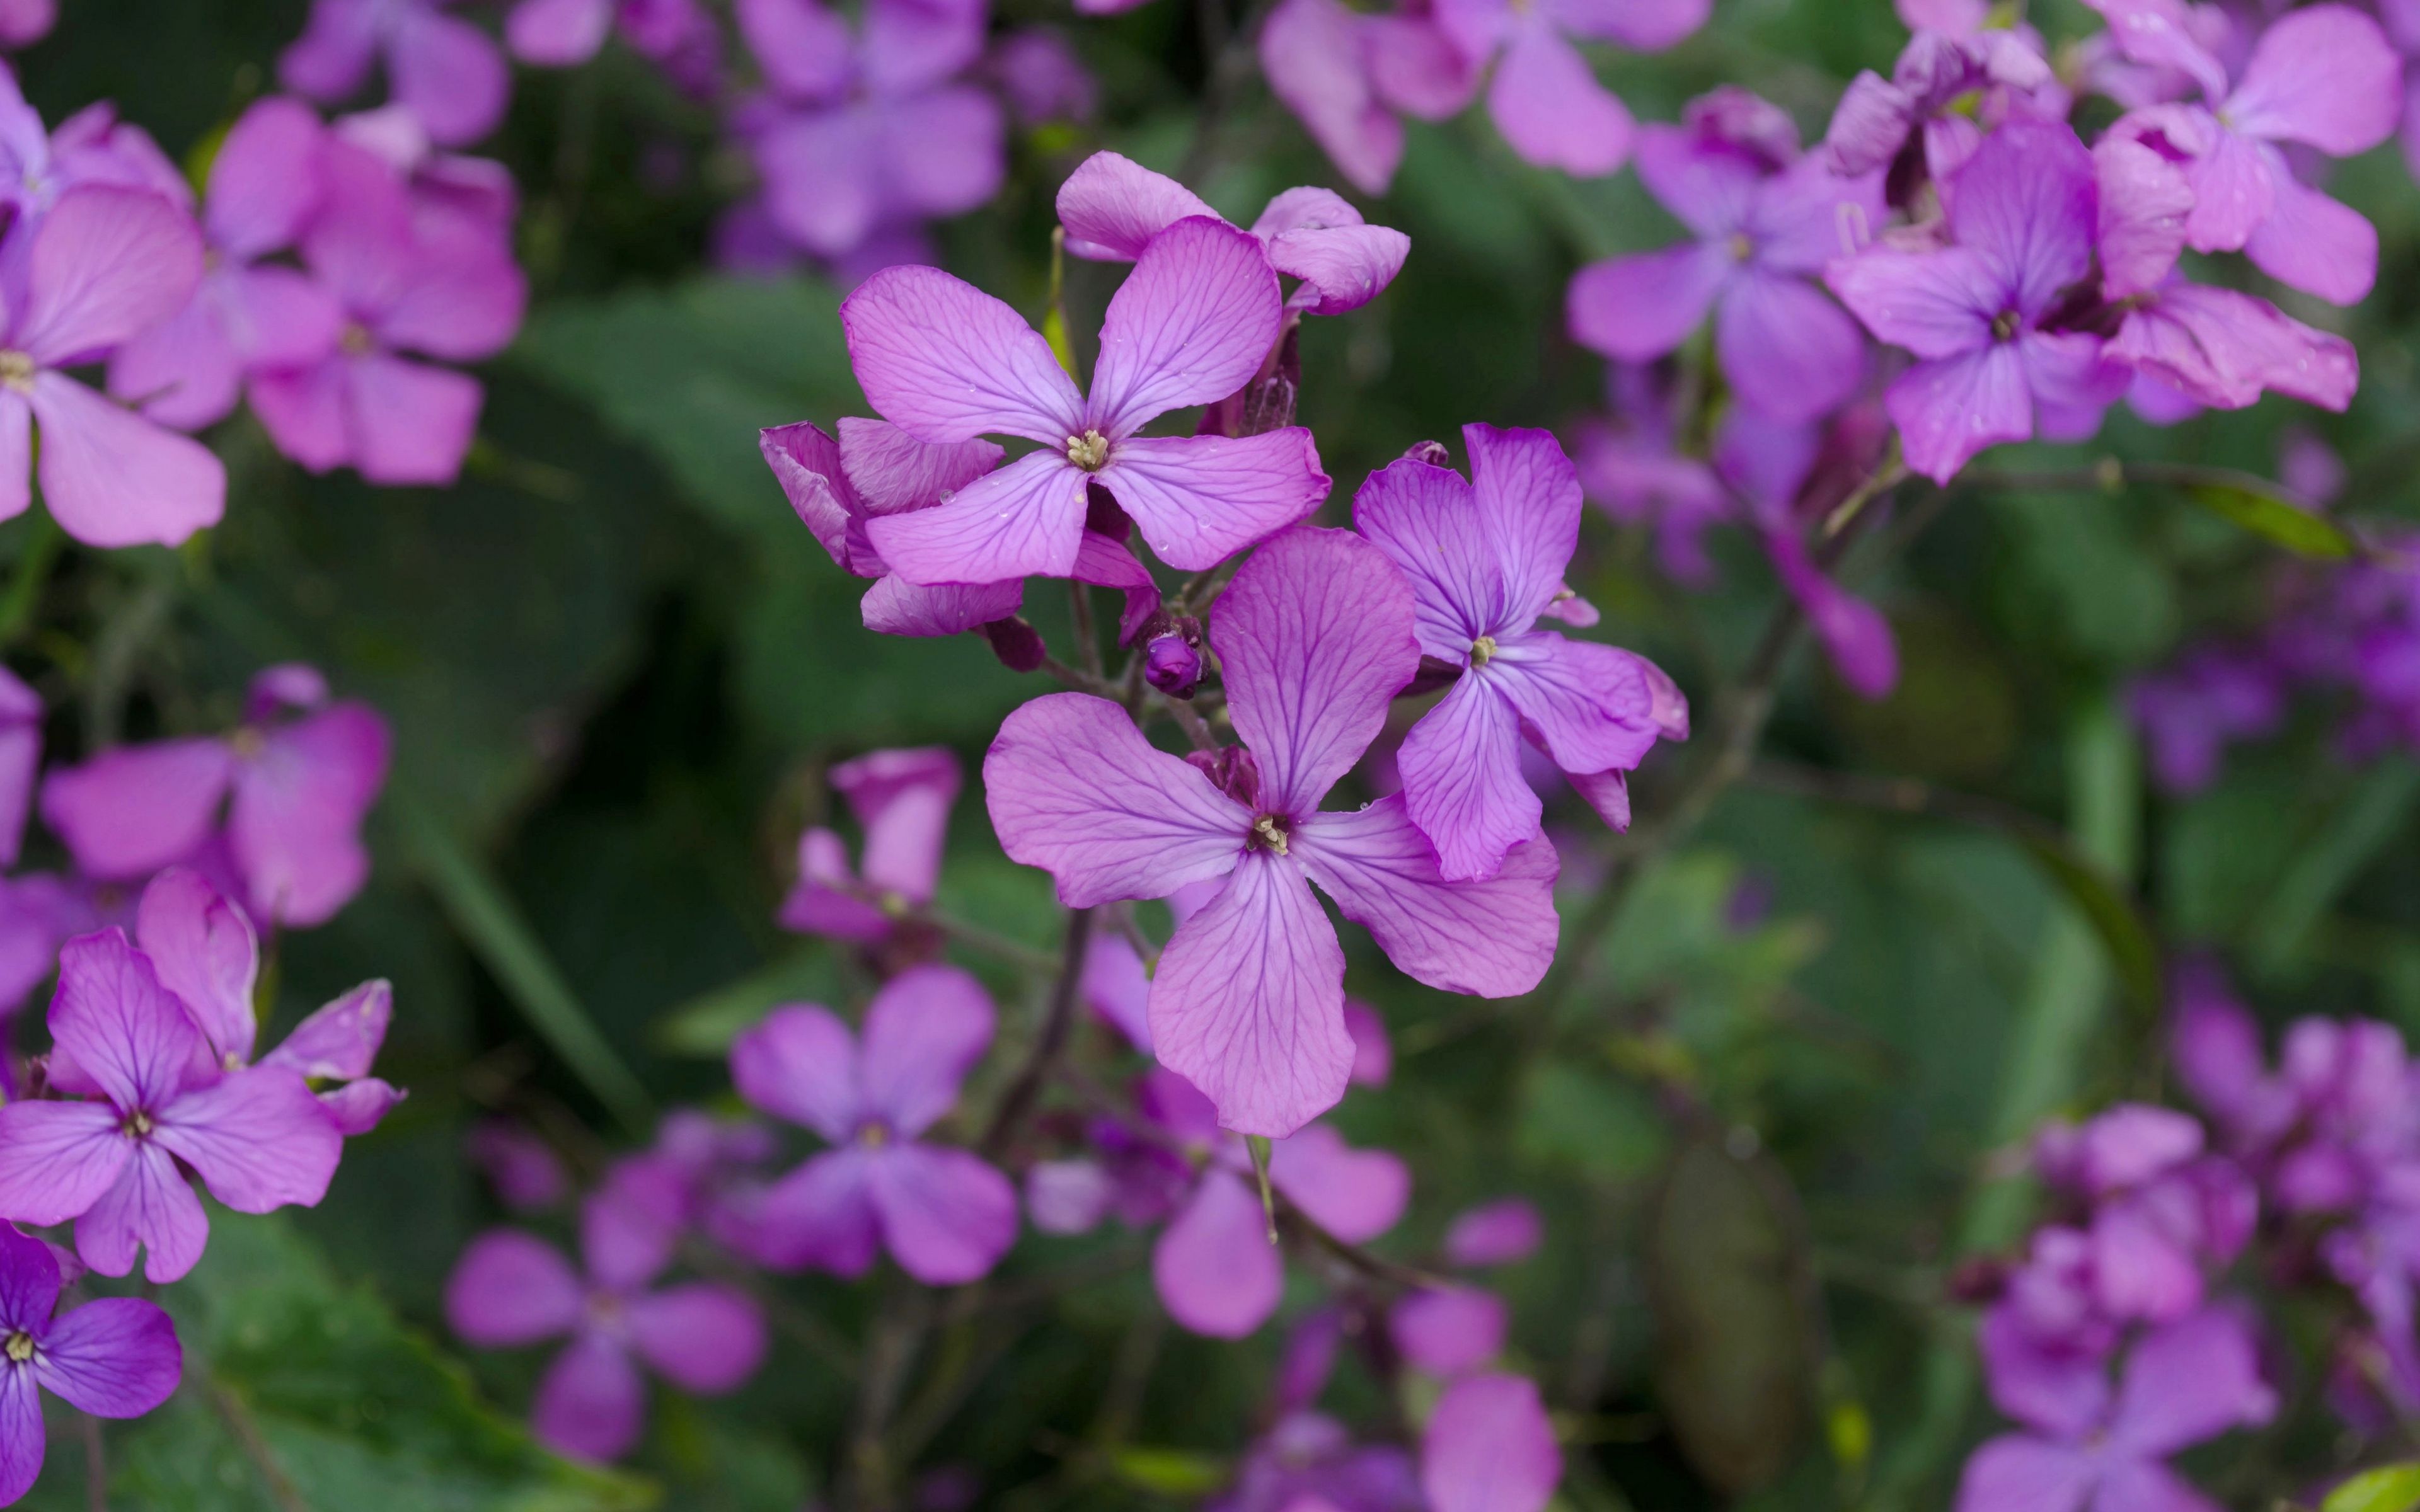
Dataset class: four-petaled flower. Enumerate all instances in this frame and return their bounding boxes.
[0,1223,181,1505]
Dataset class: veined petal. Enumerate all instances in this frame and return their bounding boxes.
[444,1229,585,1346]
[838,746,959,904]
[866,1142,1019,1285]
[0,1228,57,1337]
[1056,150,1220,261]
[0,1358,40,1506]
[1565,243,1731,364]
[1352,455,1503,660]
[863,576,1024,636]
[260,978,391,1082]
[16,186,203,365]
[1099,430,1327,572]
[1884,345,2031,484]
[1152,1167,1284,1337]
[834,415,1003,516]
[1466,423,1581,631]
[50,929,207,1113]
[1269,1123,1409,1242]
[1089,217,1282,436]
[859,963,994,1138]
[0,1101,128,1228]
[1945,121,2095,318]
[1397,675,1536,884]
[35,1296,180,1418]
[2243,164,2377,306]
[1215,527,1421,815]
[841,263,1084,445]
[1824,246,1997,360]
[983,692,1250,909]
[1269,223,1410,315]
[1293,795,1559,998]
[28,372,224,548]
[155,1065,343,1213]
[1487,23,1633,178]
[865,450,1088,585]
[1715,272,1867,425]
[1489,633,1666,774]
[76,1143,207,1284]
[1150,850,1351,1138]
[2222,4,2400,156]
[134,868,260,1068]
[729,1004,860,1142]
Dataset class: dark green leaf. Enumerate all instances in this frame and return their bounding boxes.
[2015,836,2164,1018]
[2185,483,2356,559]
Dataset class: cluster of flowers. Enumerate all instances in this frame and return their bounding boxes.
[1953,963,2420,1509]
[1566,0,2389,702]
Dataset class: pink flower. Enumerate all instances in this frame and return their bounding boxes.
[1421,1372,1562,1512]
[508,0,722,87]
[0,1223,181,1506]
[1357,426,1685,881]
[445,1194,767,1461]
[0,929,343,1283]
[841,216,1330,585]
[1430,0,1708,176]
[279,0,510,147]
[985,527,1559,1135]
[0,0,51,48]
[778,747,962,944]
[728,964,1019,1285]
[40,665,391,929]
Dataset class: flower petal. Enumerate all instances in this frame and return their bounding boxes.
[1353,456,1504,661]
[1884,345,2031,485]
[507,0,614,64]
[834,746,960,905]
[35,1295,180,1418]
[2242,163,2377,306]
[729,1004,860,1142]
[155,1065,343,1214]
[1398,675,1537,884]
[1089,217,1282,436]
[2222,4,2400,157]
[1825,246,1996,360]
[1420,1372,1561,1512]
[1269,1123,1409,1242]
[626,1283,767,1394]
[1268,222,1409,316]
[1056,150,1220,261]
[16,186,203,365]
[40,740,233,882]
[1151,1168,1282,1337]
[1099,430,1328,572]
[860,963,994,1137]
[0,1101,128,1229]
[1258,0,1403,195]
[1715,272,1867,425]
[259,979,390,1082]
[0,1361,42,1506]
[533,1333,645,1462]
[387,6,510,146]
[865,450,1088,585]
[50,929,207,1113]
[834,415,1003,517]
[1392,1286,1507,1378]
[841,263,1084,445]
[984,692,1250,909]
[28,372,224,548]
[1148,850,1351,1138]
[1466,423,1582,631]
[76,1143,207,1284]
[1950,1435,2093,1512]
[1487,23,1632,177]
[0,1229,57,1337]
[443,1229,585,1347]
[866,1142,1019,1285]
[1565,242,1730,364]
[341,352,484,486]
[2108,1307,2276,1457]
[752,1149,880,1275]
[134,868,260,1068]
[207,96,327,258]
[228,701,388,929]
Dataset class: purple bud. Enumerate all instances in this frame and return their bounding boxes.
[1185,745,1262,809]
[981,616,1047,673]
[1144,616,1205,699]
[1402,440,1451,467]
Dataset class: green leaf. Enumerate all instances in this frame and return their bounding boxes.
[2325,1464,2420,1512]
[1107,1448,1226,1496]
[2015,835,2164,1018]
[2252,759,2420,975]
[2185,482,2356,559]
[655,945,841,1056]
[28,1214,654,1512]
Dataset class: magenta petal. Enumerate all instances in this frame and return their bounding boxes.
[764,421,875,574]
[260,979,391,1082]
[865,450,1089,585]
[776,829,890,942]
[77,1143,207,1284]
[35,1295,180,1418]
[1391,1286,1507,1377]
[1565,243,1731,363]
[279,0,379,98]
[16,186,204,365]
[626,1283,767,1394]
[1354,456,1505,662]
[859,963,994,1137]
[1824,246,1997,359]
[1152,1168,1282,1337]
[1294,796,1559,998]
[2179,122,2274,253]
[228,701,388,928]
[28,373,224,548]
[1218,527,1420,815]
[0,393,26,526]
[842,263,1084,445]
[507,0,614,64]
[0,1228,59,1335]
[735,0,853,100]
[2095,136,2192,299]
[1069,529,1162,643]
[754,1148,880,1275]
[387,6,510,146]
[729,1004,860,1142]
[0,1101,128,1228]
[1487,23,1632,177]
[1465,423,1581,629]
[1150,851,1351,1138]
[2242,166,2377,306]
[106,294,243,431]
[1269,1123,1409,1242]
[248,358,352,472]
[320,1078,404,1135]
[860,0,988,94]
[866,1142,1018,1285]
[1550,0,1706,49]
[155,1065,343,1213]
[1420,1372,1560,1512]
[1267,223,1409,316]
[341,352,483,486]
[1025,1159,1113,1234]
[208,97,327,258]
[1089,217,1281,435]
[1344,999,1390,1085]
[1715,272,1866,425]
[0,1363,39,1506]
[1490,634,1666,774]
[135,868,260,1067]
[220,265,347,381]
[863,576,1025,637]
[756,108,879,257]
[2107,1308,2276,1456]
[50,929,207,1112]
[2221,5,2400,156]
[1055,151,1220,261]
[0,670,35,873]
[984,692,1250,908]
[444,1228,585,1346]
[871,86,1004,223]
[1885,346,2032,484]
[1444,1198,1543,1266]
[1765,527,1899,699]
[1099,430,1328,572]
[1259,0,1403,197]
[1398,677,1536,884]
[533,1333,645,1462]
[1951,1435,2094,1512]
[836,416,1003,517]
[1082,932,1154,1052]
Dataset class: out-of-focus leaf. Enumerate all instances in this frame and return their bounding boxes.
[2184,482,2355,559]
[656,945,842,1055]
[1648,1138,1811,1495]
[2251,759,2420,975]
[23,1213,654,1512]
[2015,836,2163,1017]
[2325,1464,2420,1512]
[1516,1062,1669,1181]
[1108,1448,1226,1496]
[1990,490,2177,666]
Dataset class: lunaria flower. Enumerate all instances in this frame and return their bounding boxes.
[1256,0,1410,197]
[1056,152,1410,318]
[1444,1196,1544,1267]
[729,964,1019,1284]
[445,1191,768,1461]
[0,929,343,1283]
[1422,1372,1562,1512]
[777,746,960,946]
[759,418,1160,639]
[1569,101,1881,424]
[0,1223,180,1505]
[248,135,526,486]
[1822,18,2061,185]
[41,664,390,929]
[1826,121,2128,483]
[0,185,225,547]
[1429,0,1708,176]
[843,217,1330,585]
[507,0,721,84]
[1956,1308,2274,1512]
[986,526,1560,1135]
[1357,426,1685,881]
[130,868,402,1135]
[279,0,510,146]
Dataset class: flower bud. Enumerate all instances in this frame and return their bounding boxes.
[1185,745,1261,808]
[1402,439,1451,467]
[1144,616,1205,699]
[981,616,1047,673]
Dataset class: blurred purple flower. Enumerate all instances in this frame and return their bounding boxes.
[778,747,959,946]
[0,1,49,47]
[1208,1409,1422,1512]
[0,1223,180,1505]
[2128,649,2287,794]
[1443,1196,1543,1267]
[991,28,1096,125]
[469,1120,572,1211]
[509,0,722,89]
[1429,0,1707,176]
[1421,1372,1561,1512]
[280,0,509,146]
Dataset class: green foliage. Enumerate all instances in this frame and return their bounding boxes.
[2326,1465,2420,1512]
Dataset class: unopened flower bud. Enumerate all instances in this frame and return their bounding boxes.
[981,616,1047,673]
[1144,616,1205,699]
[1185,745,1262,808]
[1402,440,1451,467]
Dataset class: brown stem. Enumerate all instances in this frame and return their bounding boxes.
[981,908,1096,1157]
[80,1412,106,1512]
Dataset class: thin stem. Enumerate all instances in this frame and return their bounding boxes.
[1160,692,1218,752]
[80,1412,106,1512]
[1068,580,1103,680]
[205,1377,311,1512]
[981,908,1096,1157]
[914,905,1060,975]
[844,1281,931,1512]
[1035,655,1118,697]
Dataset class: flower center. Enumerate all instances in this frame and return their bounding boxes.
[1251,814,1291,856]
[2,1332,30,1364]
[858,1120,893,1148]
[228,724,267,760]
[1064,430,1110,471]
[0,351,32,393]
[122,1109,154,1139]
[1470,634,1499,667]
[340,322,375,357]
[1727,232,1753,262]
[1991,309,2020,342]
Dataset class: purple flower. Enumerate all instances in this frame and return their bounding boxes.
[1822,25,2061,185]
[989,28,1096,126]
[738,0,1000,263]
[0,185,225,548]
[1569,100,1882,423]
[41,665,391,929]
[1443,1196,1543,1267]
[1826,122,2129,484]
[0,929,342,1283]
[986,527,1560,1135]
[1023,1159,1115,1235]
[508,0,721,83]
[729,964,1018,1285]
[1056,151,1410,317]
[1956,1309,2274,1512]
[0,68,188,224]
[2128,649,2287,794]
[0,1223,180,1506]
[778,747,960,946]
[1209,1410,1422,1512]
[131,868,402,1135]
[1390,1285,1508,1378]
[469,1120,571,1211]
[759,419,1160,640]
[1257,0,1409,197]
[1429,0,1706,176]
[0,1,49,48]
[1356,427,1685,881]
[445,1196,768,1461]
[279,0,510,146]
[841,217,1329,585]
[2090,0,2400,304]
[1421,1372,1562,1512]
[248,137,526,486]
[1572,370,1731,587]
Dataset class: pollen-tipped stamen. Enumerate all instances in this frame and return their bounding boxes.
[1065,429,1110,471]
